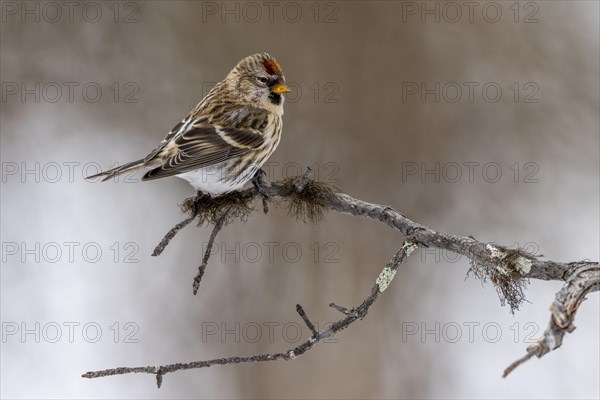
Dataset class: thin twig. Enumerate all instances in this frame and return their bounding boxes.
[192,206,234,295]
[503,263,600,377]
[82,243,414,387]
[294,166,313,192]
[329,303,357,317]
[503,351,536,377]
[295,304,318,337]
[151,205,199,256]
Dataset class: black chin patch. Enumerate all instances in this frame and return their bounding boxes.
[268,92,282,105]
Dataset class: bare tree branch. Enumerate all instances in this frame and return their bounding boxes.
[192,205,234,295]
[151,199,199,257]
[295,304,319,337]
[503,263,600,377]
[82,242,416,388]
[82,169,599,387]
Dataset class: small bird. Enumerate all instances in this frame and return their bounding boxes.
[87,53,290,195]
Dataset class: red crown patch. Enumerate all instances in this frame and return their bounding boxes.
[263,59,283,76]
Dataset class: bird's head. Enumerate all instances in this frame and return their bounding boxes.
[225,53,290,112]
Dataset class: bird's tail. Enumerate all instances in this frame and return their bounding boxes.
[85,158,146,182]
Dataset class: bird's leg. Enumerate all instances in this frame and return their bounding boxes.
[252,169,270,197]
[252,169,270,214]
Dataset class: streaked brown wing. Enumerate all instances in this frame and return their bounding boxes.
[142,116,266,181]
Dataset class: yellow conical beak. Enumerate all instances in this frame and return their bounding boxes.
[272,83,291,94]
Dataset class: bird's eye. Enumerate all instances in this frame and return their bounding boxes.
[258,76,269,84]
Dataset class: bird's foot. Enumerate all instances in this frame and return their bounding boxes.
[252,169,271,214]
[252,169,270,197]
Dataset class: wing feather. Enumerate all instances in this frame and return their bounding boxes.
[142,108,269,181]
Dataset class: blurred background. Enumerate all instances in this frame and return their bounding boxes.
[1,1,598,398]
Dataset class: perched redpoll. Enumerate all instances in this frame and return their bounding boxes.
[87,53,290,195]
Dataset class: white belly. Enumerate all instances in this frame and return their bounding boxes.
[176,161,259,195]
